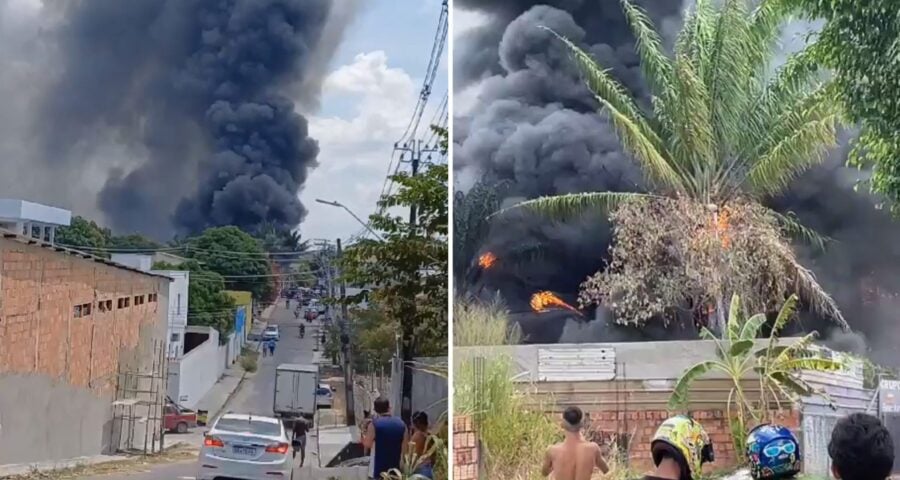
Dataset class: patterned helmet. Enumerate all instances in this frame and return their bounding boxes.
[651,415,715,480]
[746,424,801,480]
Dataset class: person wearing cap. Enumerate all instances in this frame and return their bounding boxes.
[541,406,609,480]
[645,415,715,480]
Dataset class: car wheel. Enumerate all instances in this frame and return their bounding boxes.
[176,422,188,434]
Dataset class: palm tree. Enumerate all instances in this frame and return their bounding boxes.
[669,293,843,456]
[501,0,847,334]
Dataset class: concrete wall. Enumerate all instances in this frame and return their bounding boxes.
[154,270,189,358]
[0,237,169,464]
[389,356,448,424]
[110,253,153,272]
[167,328,224,409]
[226,291,252,339]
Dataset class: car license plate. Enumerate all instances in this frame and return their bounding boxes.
[233,445,256,456]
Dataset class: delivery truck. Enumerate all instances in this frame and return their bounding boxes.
[273,363,319,428]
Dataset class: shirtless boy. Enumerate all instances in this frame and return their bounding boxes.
[541,406,610,480]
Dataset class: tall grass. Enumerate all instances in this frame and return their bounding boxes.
[453,295,521,347]
[453,297,558,479]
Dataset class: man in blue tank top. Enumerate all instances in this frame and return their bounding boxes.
[362,396,408,479]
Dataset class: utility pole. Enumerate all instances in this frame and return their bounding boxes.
[392,139,440,424]
[336,238,355,427]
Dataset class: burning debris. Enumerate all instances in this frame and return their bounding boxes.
[530,291,583,317]
[479,252,498,270]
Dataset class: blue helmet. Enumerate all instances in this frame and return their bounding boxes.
[746,424,801,480]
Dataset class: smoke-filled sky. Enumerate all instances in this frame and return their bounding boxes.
[452,0,900,365]
[0,0,446,241]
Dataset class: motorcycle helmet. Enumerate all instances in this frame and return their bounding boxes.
[746,424,801,480]
[651,415,715,480]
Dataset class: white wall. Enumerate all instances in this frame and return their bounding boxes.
[111,253,153,272]
[152,270,189,358]
[169,328,225,409]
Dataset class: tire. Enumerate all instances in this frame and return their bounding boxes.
[176,422,188,434]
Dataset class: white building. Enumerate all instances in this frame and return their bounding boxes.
[111,254,190,358]
[0,199,71,244]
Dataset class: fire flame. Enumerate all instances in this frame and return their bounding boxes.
[705,205,732,249]
[478,252,497,269]
[530,291,583,316]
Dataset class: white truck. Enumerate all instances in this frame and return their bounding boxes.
[273,363,319,427]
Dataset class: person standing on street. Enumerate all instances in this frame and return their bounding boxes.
[266,338,276,357]
[292,418,310,467]
[362,397,408,479]
[541,407,609,480]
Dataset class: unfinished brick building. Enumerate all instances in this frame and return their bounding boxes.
[0,231,170,465]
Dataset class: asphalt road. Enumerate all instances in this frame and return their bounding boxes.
[77,303,329,480]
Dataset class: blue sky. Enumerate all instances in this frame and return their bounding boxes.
[299,0,448,242]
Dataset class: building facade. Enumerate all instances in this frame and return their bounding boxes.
[0,232,170,465]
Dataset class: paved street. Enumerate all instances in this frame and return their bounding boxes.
[74,304,359,480]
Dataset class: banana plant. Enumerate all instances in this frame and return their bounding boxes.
[669,293,843,456]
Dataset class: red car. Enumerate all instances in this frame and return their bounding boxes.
[164,402,198,433]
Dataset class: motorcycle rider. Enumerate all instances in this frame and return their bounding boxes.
[643,415,715,480]
[746,424,801,480]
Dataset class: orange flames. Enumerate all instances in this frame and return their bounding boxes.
[530,291,583,316]
[703,205,732,249]
[478,252,497,269]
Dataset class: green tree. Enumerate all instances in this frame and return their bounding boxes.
[779,0,900,211]
[505,0,847,334]
[339,158,448,420]
[186,226,274,301]
[453,179,510,288]
[56,216,109,250]
[154,260,236,343]
[108,234,162,251]
[670,293,842,457]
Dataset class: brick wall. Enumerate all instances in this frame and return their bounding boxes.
[0,238,168,394]
[584,408,801,473]
[453,415,479,480]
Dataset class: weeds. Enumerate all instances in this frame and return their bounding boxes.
[453,296,521,347]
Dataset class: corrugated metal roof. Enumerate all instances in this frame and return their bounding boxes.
[537,347,616,382]
[0,228,172,281]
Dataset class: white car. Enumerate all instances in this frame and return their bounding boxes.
[198,413,294,480]
[262,325,280,341]
[316,384,333,409]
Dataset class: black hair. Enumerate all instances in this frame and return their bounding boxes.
[563,406,583,427]
[413,411,428,428]
[828,413,894,480]
[374,396,390,415]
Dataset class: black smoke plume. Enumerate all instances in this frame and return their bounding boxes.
[37,0,337,238]
[454,1,900,366]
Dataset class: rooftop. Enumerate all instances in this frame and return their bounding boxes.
[0,228,172,281]
[0,199,71,226]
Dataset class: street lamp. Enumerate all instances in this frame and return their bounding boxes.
[314,199,384,241]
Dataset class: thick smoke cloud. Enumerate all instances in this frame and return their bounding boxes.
[455,1,900,365]
[34,0,340,238]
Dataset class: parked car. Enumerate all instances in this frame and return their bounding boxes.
[164,402,198,433]
[262,325,280,341]
[316,385,333,409]
[198,413,294,480]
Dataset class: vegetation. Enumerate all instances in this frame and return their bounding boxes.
[452,178,509,287]
[56,215,160,256]
[454,299,558,479]
[338,148,448,363]
[502,0,847,335]
[779,0,900,212]
[453,296,521,347]
[669,294,843,457]
[186,226,274,302]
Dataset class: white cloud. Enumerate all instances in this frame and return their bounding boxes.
[299,50,418,241]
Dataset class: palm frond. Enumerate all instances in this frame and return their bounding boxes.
[542,27,685,189]
[621,0,674,96]
[782,253,849,331]
[748,112,839,196]
[769,210,830,251]
[669,53,716,194]
[489,192,656,220]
